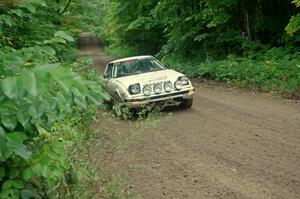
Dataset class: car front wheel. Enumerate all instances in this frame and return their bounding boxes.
[180,98,193,109]
[112,94,132,119]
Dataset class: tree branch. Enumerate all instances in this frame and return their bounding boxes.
[60,0,71,15]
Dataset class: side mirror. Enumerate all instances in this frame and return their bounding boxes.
[103,74,109,78]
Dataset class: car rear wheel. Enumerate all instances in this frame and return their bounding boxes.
[180,98,193,109]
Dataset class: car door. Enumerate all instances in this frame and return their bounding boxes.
[103,63,115,94]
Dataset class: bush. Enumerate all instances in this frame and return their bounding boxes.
[0,1,110,198]
[163,48,300,97]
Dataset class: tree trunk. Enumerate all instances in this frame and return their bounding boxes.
[240,0,251,40]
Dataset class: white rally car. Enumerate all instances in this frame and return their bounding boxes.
[102,55,194,116]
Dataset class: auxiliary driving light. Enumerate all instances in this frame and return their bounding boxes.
[153,83,163,94]
[174,80,183,90]
[164,81,173,92]
[143,85,152,96]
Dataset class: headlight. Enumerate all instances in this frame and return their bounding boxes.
[143,85,152,96]
[174,80,183,90]
[128,83,140,95]
[153,83,163,94]
[179,76,189,86]
[164,81,173,92]
[175,76,189,90]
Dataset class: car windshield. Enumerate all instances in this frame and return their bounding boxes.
[114,58,166,78]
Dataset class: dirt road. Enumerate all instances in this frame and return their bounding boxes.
[79,34,300,199]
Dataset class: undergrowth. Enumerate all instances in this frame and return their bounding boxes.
[162,47,300,98]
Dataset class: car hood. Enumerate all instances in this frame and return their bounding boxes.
[115,69,183,88]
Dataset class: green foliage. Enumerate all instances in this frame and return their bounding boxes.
[286,14,300,35]
[164,48,300,96]
[293,0,300,7]
[286,0,300,35]
[99,0,299,58]
[0,0,110,198]
[104,176,135,199]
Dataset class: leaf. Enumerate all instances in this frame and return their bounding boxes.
[33,63,60,72]
[41,165,49,178]
[54,31,74,42]
[20,189,39,199]
[51,140,65,155]
[22,168,33,181]
[28,104,40,119]
[19,2,36,13]
[194,33,210,42]
[0,127,6,160]
[1,115,18,131]
[2,179,24,190]
[1,187,20,199]
[0,15,13,27]
[292,0,300,7]
[6,132,27,144]
[6,132,32,160]
[21,72,38,96]
[32,0,47,7]
[51,37,66,44]
[48,97,58,111]
[17,109,31,127]
[56,92,72,113]
[12,144,32,160]
[9,168,19,179]
[1,76,17,99]
[43,39,52,44]
[285,14,300,36]
[0,101,18,115]
[0,167,5,180]
[74,97,87,109]
[10,9,25,18]
[42,46,56,57]
[0,126,5,135]
[207,14,230,28]
[51,69,74,91]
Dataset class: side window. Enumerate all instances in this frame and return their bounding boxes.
[105,63,114,78]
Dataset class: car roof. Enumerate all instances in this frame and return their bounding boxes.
[109,55,154,64]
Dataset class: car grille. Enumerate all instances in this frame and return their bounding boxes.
[125,90,191,102]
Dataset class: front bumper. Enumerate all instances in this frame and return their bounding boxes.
[124,87,195,108]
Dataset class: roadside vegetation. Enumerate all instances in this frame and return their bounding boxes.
[0,1,110,198]
[96,0,300,98]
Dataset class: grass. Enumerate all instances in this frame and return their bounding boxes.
[104,175,139,199]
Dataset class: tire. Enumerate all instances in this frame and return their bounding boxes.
[112,94,132,119]
[180,98,193,109]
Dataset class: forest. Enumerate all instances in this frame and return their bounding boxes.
[98,0,300,97]
[0,0,299,198]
